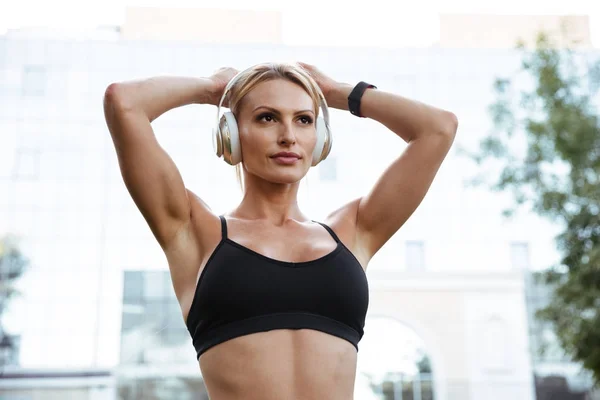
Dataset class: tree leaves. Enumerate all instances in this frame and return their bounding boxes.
[465,32,600,384]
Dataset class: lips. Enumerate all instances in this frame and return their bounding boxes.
[270,152,301,165]
[271,152,300,159]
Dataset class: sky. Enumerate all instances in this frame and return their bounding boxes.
[0,0,599,47]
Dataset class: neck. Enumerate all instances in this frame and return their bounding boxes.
[234,175,305,225]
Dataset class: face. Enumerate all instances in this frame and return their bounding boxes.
[236,79,317,185]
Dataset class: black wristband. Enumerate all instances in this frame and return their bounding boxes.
[348,81,376,117]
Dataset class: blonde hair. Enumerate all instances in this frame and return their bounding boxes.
[224,62,323,192]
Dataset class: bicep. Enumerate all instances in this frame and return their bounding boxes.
[104,85,191,248]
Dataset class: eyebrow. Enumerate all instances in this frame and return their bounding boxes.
[252,106,315,115]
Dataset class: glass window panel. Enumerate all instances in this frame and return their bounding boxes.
[164,300,184,326]
[144,271,167,299]
[145,299,165,322]
[123,271,143,302]
[0,122,18,178]
[13,148,40,180]
[121,307,146,332]
[21,65,47,96]
[161,325,188,347]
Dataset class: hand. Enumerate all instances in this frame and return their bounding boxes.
[297,62,340,103]
[208,67,239,106]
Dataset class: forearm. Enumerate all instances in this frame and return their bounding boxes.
[106,76,218,122]
[327,83,457,143]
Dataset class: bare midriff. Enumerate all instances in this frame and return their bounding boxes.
[199,329,358,400]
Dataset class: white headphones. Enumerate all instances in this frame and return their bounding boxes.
[212,64,333,166]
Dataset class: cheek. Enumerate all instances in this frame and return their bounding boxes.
[302,128,318,149]
[238,124,253,146]
[239,128,266,157]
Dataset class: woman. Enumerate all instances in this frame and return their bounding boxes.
[103,62,457,400]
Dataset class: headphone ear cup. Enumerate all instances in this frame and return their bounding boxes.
[212,125,223,158]
[220,112,242,165]
[311,116,328,166]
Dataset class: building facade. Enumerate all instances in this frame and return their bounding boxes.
[1,19,595,399]
[438,14,593,49]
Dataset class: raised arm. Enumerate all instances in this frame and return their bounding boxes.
[343,86,457,259]
[103,69,238,310]
[103,76,219,248]
[299,63,458,264]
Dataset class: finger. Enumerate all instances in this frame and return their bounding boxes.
[296,62,309,70]
[298,62,315,70]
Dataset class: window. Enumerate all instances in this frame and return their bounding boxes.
[318,155,337,181]
[123,271,143,302]
[13,148,40,180]
[359,317,435,400]
[22,65,47,96]
[120,271,190,365]
[510,241,530,270]
[406,241,425,271]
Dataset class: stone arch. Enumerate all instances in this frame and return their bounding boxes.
[358,313,447,400]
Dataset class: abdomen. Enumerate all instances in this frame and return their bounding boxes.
[199,329,357,400]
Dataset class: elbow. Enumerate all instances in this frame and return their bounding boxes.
[103,83,136,133]
[439,111,459,137]
[103,82,134,113]
[428,110,458,140]
[103,82,122,105]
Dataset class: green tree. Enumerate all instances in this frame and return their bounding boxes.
[462,33,600,383]
[0,234,29,366]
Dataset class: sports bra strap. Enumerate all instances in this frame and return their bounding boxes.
[219,215,228,239]
[220,217,338,243]
[314,221,341,244]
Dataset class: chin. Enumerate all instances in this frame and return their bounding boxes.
[243,161,309,185]
[261,166,307,185]
[268,170,306,184]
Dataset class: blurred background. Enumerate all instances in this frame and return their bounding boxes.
[1,1,599,399]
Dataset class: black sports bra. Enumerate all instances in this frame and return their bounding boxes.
[185,216,369,359]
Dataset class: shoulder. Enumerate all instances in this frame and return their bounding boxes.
[323,197,371,268]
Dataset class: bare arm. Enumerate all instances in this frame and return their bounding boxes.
[103,76,219,249]
[288,63,459,268]
[327,83,458,261]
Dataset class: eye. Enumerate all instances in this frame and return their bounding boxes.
[299,115,314,125]
[257,113,275,122]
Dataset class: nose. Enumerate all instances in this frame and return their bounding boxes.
[278,120,296,146]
